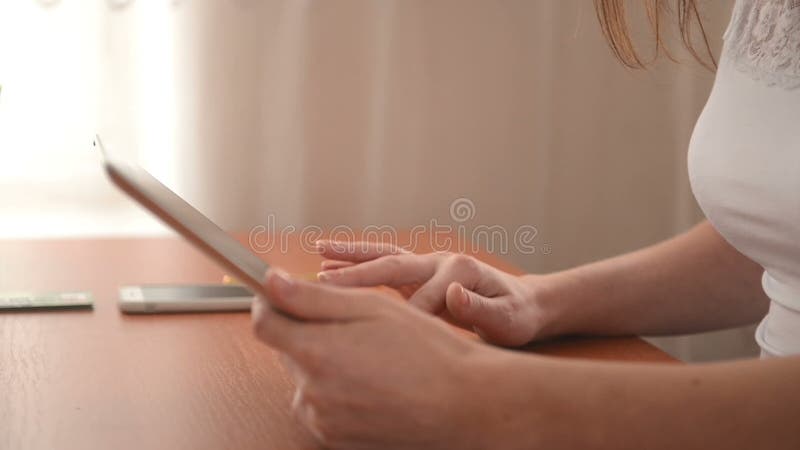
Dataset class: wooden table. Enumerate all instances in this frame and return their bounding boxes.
[0,236,674,450]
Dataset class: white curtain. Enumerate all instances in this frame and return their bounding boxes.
[132,0,730,274]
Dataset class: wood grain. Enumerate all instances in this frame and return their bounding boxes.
[0,236,674,450]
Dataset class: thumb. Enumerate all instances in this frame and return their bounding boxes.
[445,282,510,343]
[264,268,380,321]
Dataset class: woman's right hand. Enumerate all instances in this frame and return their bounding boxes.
[315,240,555,347]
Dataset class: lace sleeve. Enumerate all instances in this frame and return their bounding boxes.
[724,0,800,90]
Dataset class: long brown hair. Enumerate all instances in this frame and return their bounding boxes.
[594,0,717,70]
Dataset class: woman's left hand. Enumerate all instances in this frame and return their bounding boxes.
[252,268,497,449]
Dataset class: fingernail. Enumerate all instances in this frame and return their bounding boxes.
[270,269,296,298]
[459,285,470,307]
[317,270,340,282]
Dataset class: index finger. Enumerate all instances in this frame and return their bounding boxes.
[318,253,436,288]
[315,240,408,263]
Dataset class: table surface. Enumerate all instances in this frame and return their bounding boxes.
[0,236,674,450]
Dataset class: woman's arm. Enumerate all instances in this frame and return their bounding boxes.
[477,351,800,450]
[319,220,769,342]
[254,268,795,449]
[534,220,770,339]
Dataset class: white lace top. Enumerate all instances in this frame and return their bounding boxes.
[724,0,800,89]
[689,0,800,357]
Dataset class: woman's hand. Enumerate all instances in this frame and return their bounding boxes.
[315,240,553,346]
[252,269,498,450]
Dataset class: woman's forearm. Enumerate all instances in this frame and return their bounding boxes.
[476,353,800,450]
[530,220,769,338]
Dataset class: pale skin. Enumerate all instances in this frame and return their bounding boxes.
[252,221,800,449]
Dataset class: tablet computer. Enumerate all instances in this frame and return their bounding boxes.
[96,135,270,298]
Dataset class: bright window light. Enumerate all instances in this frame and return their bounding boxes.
[0,1,174,238]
